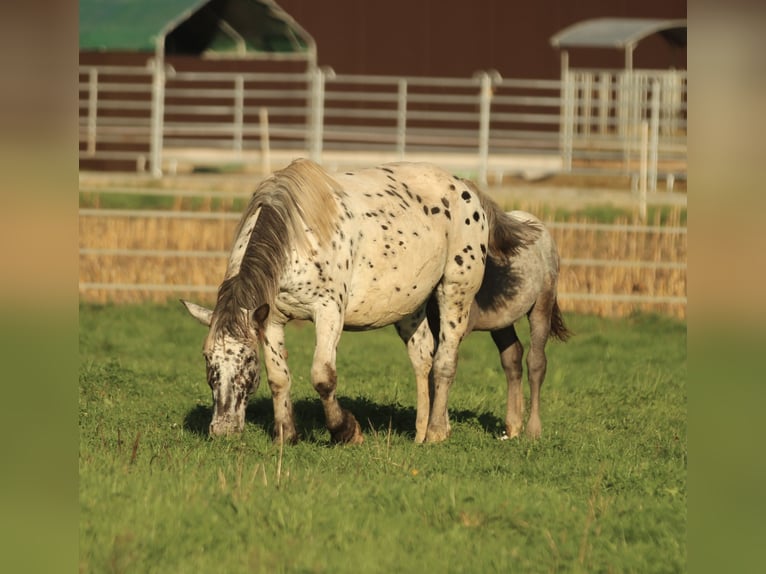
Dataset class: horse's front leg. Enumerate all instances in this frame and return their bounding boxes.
[312,310,364,444]
[263,322,298,444]
[395,306,434,444]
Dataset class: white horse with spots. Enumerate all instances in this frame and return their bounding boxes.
[182,159,535,444]
[405,200,572,441]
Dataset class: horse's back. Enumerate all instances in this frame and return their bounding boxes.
[295,162,489,329]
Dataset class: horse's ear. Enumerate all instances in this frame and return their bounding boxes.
[252,304,270,329]
[180,299,213,326]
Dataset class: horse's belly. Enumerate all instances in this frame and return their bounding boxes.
[472,298,531,331]
[343,254,443,328]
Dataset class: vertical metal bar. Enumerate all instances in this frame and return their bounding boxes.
[396,79,407,160]
[559,51,572,172]
[639,120,648,222]
[309,67,325,162]
[259,107,271,175]
[620,70,635,174]
[233,75,244,153]
[149,58,166,178]
[87,68,98,155]
[598,72,610,135]
[648,79,661,192]
[477,72,492,187]
[581,72,592,138]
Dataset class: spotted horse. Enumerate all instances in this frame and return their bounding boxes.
[182,159,532,444]
[400,182,572,441]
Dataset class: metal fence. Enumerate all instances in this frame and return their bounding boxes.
[78,185,687,318]
[78,65,686,188]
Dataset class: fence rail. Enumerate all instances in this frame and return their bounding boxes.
[79,65,686,188]
[78,190,687,317]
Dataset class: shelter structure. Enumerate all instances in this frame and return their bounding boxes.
[80,0,316,175]
[549,18,687,190]
[550,17,687,72]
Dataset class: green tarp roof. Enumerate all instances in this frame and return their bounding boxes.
[80,0,315,58]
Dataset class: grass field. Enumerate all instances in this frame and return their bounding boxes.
[79,303,686,573]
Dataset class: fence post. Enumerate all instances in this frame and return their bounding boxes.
[638,120,648,222]
[233,75,244,153]
[559,52,573,172]
[649,79,661,192]
[87,68,98,156]
[396,79,408,160]
[149,58,167,178]
[477,70,498,187]
[259,107,271,175]
[309,67,330,162]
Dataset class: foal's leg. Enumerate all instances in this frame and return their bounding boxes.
[526,296,553,439]
[262,322,298,444]
[395,307,434,443]
[491,325,525,439]
[426,283,475,443]
[311,310,364,444]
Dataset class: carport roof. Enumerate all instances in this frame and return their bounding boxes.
[79,0,315,59]
[550,17,687,50]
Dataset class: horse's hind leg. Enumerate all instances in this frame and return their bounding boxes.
[311,310,364,445]
[491,325,525,439]
[395,306,434,443]
[526,295,554,439]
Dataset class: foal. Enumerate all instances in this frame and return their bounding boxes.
[402,203,571,441]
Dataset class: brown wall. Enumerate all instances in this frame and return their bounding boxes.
[276,0,686,77]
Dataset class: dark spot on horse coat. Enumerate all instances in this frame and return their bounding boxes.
[473,211,480,222]
[454,254,464,266]
[423,205,429,215]
[441,197,450,208]
[430,206,440,215]
[475,254,523,312]
[461,191,471,201]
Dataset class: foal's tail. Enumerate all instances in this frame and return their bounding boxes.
[463,178,540,257]
[550,298,573,342]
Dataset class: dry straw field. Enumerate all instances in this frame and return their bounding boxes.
[79,181,687,319]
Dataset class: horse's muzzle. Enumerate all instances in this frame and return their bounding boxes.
[209,415,244,437]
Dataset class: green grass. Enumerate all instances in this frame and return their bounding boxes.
[79,303,686,573]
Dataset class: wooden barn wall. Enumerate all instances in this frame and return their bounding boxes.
[275,0,687,77]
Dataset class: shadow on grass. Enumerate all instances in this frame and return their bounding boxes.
[183,396,503,442]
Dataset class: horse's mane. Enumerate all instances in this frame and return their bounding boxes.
[461,178,541,257]
[212,159,345,337]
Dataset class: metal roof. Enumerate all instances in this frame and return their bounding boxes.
[550,17,687,50]
[79,0,315,60]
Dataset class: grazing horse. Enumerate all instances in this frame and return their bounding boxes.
[405,200,571,441]
[182,159,534,444]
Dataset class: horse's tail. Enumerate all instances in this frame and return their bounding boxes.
[464,178,541,257]
[550,298,573,342]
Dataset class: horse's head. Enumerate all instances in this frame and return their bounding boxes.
[182,300,270,436]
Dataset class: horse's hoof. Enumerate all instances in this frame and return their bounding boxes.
[424,426,450,443]
[330,415,364,445]
[273,429,299,445]
[525,426,542,440]
[525,418,542,439]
